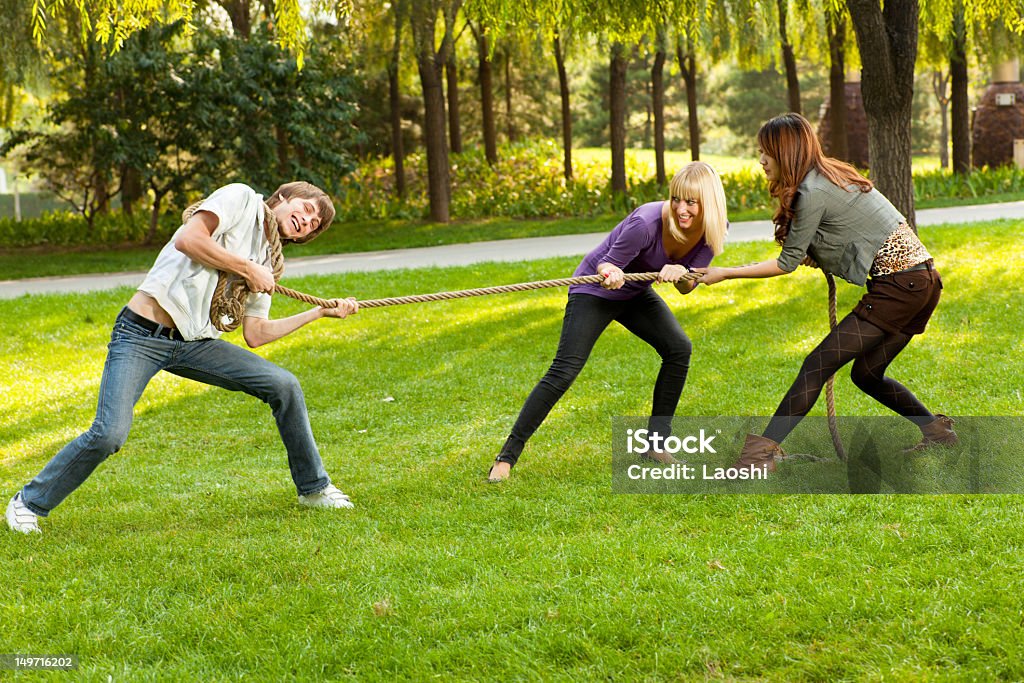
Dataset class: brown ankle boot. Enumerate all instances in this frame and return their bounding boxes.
[904,415,959,452]
[735,434,785,473]
[641,449,682,465]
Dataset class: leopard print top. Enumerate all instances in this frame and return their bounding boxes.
[870,223,932,277]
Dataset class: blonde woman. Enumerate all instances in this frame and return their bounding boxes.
[488,162,728,482]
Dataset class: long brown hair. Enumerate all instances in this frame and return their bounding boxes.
[757,113,872,244]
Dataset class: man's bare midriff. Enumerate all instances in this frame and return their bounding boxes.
[127,292,177,329]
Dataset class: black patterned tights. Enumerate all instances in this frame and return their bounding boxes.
[764,313,934,444]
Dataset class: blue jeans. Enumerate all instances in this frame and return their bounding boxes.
[496,289,692,466]
[20,308,331,516]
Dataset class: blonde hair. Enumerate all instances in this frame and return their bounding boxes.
[667,161,728,256]
[266,181,336,244]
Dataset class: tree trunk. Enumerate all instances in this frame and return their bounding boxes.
[827,12,849,162]
[219,0,252,38]
[388,65,406,197]
[609,42,628,196]
[847,0,919,229]
[778,0,801,114]
[676,38,700,160]
[652,28,667,186]
[950,2,970,174]
[411,0,461,223]
[554,34,573,180]
[146,190,165,245]
[476,30,498,165]
[95,176,110,215]
[446,53,462,154]
[504,46,516,143]
[121,165,143,216]
[932,70,950,169]
[417,55,451,222]
[389,1,406,197]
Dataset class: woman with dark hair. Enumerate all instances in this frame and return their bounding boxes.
[696,113,956,471]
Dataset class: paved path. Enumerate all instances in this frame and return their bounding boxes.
[2,201,1022,299]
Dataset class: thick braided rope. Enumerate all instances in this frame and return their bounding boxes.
[182,201,285,332]
[178,203,700,317]
[272,272,701,309]
[352,271,702,308]
[824,272,847,462]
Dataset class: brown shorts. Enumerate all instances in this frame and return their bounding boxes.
[852,262,942,336]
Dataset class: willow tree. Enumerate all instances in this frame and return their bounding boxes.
[598,1,669,197]
[410,0,462,222]
[673,0,737,162]
[776,0,802,114]
[847,0,919,227]
[919,0,967,172]
[920,0,1024,175]
[28,0,315,64]
[824,1,851,162]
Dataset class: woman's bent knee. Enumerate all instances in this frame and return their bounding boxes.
[662,336,693,364]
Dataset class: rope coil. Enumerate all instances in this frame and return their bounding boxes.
[183,200,285,332]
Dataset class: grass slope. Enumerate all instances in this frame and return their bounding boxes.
[1,222,1022,680]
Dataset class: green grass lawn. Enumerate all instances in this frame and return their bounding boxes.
[1,223,1023,679]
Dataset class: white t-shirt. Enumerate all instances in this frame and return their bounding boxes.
[139,184,273,340]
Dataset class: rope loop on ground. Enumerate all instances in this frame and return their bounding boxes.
[824,271,847,462]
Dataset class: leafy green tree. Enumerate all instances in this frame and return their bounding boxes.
[823,2,851,162]
[5,20,360,236]
[921,0,1024,174]
[465,15,499,165]
[27,0,312,65]
[847,0,920,227]
[194,24,362,194]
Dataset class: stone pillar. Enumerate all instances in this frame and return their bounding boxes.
[971,59,1024,168]
[817,70,870,168]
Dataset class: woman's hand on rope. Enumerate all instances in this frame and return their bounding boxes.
[598,263,625,290]
[656,264,689,284]
[319,297,359,319]
[692,266,726,286]
[800,255,820,269]
[244,262,276,294]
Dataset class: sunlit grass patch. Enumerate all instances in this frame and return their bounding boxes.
[0,221,1022,679]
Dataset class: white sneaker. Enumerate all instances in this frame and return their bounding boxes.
[6,492,41,534]
[298,484,354,509]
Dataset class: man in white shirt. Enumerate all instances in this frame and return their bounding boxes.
[7,182,357,535]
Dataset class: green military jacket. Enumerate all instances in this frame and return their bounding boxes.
[777,168,905,285]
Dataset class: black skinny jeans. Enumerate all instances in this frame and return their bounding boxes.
[496,289,692,466]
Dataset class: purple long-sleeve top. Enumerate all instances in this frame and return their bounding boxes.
[569,201,716,300]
